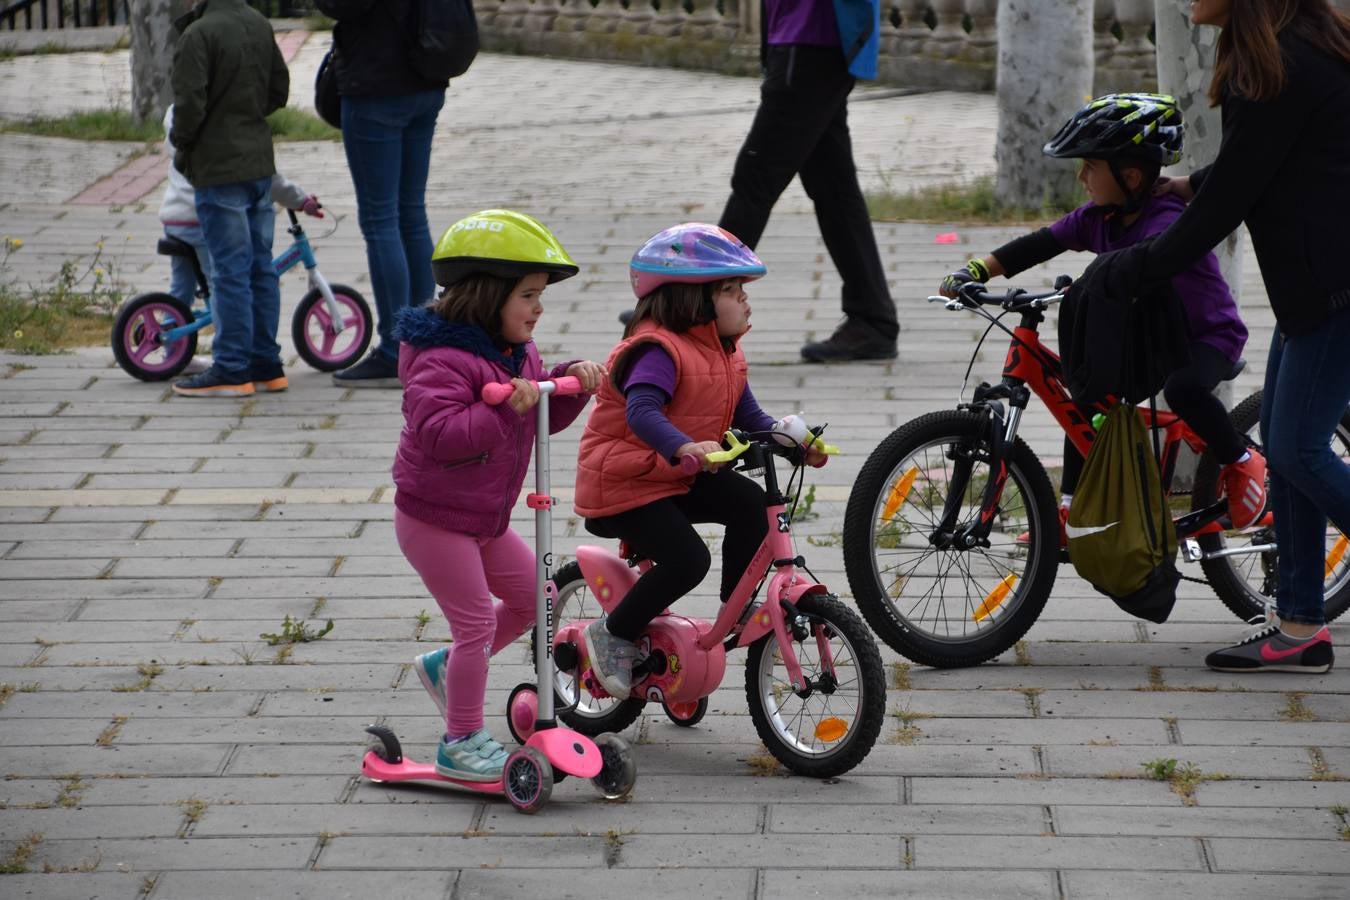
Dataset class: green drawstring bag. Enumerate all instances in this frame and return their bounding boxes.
[1066,403,1180,623]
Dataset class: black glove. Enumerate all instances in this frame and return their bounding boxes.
[940,258,991,296]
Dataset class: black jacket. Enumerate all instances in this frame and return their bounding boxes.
[1144,30,1350,336]
[1060,240,1191,406]
[315,0,448,97]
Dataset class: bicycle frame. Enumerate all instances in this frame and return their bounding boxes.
[943,294,1257,551]
[157,211,346,345]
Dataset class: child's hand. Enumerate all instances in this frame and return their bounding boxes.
[1151,176,1194,203]
[804,442,829,468]
[566,360,607,392]
[675,440,726,473]
[301,195,324,218]
[507,377,540,414]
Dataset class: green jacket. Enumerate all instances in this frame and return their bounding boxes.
[170,0,289,188]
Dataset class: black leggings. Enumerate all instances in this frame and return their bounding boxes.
[1062,342,1247,494]
[585,469,768,641]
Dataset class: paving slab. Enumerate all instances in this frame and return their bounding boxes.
[1,36,1347,898]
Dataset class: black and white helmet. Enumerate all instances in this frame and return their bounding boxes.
[1043,93,1185,167]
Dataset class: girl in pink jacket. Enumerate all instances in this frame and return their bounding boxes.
[393,210,604,783]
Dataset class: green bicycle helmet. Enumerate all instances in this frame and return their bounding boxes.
[431,209,579,288]
[1043,93,1185,167]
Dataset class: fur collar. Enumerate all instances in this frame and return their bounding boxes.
[394,307,526,374]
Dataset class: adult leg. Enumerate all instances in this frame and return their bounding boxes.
[396,91,445,312]
[189,178,271,386]
[244,187,282,377]
[1261,312,1350,626]
[341,94,414,364]
[719,46,850,250]
[394,510,499,737]
[797,79,899,344]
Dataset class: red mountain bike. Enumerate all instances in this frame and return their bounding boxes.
[842,279,1350,668]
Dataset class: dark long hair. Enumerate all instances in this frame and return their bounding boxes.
[622,282,716,338]
[1210,0,1350,105]
[429,274,516,341]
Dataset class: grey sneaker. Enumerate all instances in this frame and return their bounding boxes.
[1205,622,1333,674]
[435,729,507,782]
[583,618,637,697]
[414,646,449,717]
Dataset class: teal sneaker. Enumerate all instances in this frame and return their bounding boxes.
[414,647,449,717]
[435,729,508,782]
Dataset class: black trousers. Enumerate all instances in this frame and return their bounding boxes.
[1062,342,1248,494]
[718,44,899,341]
[585,469,769,641]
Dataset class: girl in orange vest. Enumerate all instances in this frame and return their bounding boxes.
[573,223,826,696]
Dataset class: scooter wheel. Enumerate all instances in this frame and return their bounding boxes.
[662,697,708,728]
[364,724,403,764]
[506,682,539,745]
[590,732,637,800]
[503,747,553,814]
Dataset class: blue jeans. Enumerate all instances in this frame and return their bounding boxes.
[1259,307,1350,625]
[341,90,444,362]
[163,222,212,310]
[194,178,281,379]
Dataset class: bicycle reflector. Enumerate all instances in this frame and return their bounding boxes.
[881,467,919,523]
[1328,535,1349,580]
[814,717,848,743]
[973,573,1018,623]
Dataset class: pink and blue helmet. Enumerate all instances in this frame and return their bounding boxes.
[629,223,766,300]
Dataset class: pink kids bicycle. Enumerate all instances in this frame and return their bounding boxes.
[547,419,888,779]
[361,377,638,814]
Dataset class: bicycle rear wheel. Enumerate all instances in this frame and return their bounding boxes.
[842,410,1060,668]
[1192,391,1350,623]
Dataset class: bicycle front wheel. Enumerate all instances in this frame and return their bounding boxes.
[1192,391,1350,623]
[843,410,1060,668]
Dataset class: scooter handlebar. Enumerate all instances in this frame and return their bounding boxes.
[481,375,585,406]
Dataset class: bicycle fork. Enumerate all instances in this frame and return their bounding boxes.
[934,396,1021,550]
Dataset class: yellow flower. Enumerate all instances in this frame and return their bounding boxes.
[13,330,23,339]
[7,238,22,250]
[94,267,106,278]
[95,240,105,250]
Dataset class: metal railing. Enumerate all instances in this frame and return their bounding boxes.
[1,0,128,30]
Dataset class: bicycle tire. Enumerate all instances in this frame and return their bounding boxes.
[843,410,1060,668]
[1192,391,1350,623]
[744,593,886,778]
[291,284,373,373]
[111,292,197,381]
[548,561,647,736]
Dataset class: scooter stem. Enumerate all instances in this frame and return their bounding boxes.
[532,383,556,730]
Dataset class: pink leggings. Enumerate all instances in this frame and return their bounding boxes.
[394,510,535,736]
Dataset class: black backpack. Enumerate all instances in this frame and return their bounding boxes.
[399,0,479,83]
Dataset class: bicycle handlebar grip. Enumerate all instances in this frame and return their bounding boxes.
[481,375,587,406]
[679,454,702,475]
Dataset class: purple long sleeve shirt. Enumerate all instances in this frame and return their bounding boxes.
[621,343,775,462]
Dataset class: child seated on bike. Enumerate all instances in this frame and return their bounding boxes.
[574,223,826,697]
[940,93,1267,535]
[394,210,605,783]
[158,105,322,390]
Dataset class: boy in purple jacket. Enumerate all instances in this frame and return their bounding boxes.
[940,94,1266,538]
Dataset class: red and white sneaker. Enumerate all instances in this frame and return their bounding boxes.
[1221,450,1267,530]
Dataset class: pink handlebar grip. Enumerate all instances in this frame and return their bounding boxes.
[679,454,701,475]
[481,375,587,406]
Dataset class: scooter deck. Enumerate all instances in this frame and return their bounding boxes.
[361,751,504,794]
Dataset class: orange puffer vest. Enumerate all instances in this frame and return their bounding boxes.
[574,320,748,518]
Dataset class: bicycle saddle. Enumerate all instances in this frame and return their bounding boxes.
[1224,358,1247,381]
[156,237,198,259]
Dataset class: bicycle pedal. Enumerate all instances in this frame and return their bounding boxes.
[1182,538,1204,563]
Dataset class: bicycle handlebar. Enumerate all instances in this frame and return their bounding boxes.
[481,375,585,406]
[928,282,1066,313]
[678,426,840,474]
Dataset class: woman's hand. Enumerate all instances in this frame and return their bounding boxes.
[566,360,607,392]
[676,440,726,473]
[507,377,540,415]
[1152,175,1195,203]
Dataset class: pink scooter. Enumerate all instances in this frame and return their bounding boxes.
[361,376,637,813]
[548,419,888,779]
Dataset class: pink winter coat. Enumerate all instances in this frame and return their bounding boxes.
[392,307,588,537]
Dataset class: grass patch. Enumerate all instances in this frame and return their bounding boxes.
[1,108,161,142]
[267,106,341,142]
[0,832,43,874]
[866,175,1083,225]
[0,236,130,354]
[1140,757,1228,806]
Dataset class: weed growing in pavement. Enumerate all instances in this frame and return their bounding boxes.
[788,484,818,522]
[0,235,131,354]
[94,715,129,747]
[0,832,43,873]
[112,662,164,693]
[746,744,782,777]
[1280,692,1317,722]
[1140,758,1227,806]
[260,615,334,646]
